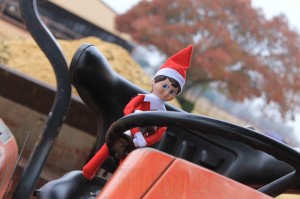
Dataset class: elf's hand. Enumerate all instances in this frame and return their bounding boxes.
[133,138,139,147]
[133,132,147,147]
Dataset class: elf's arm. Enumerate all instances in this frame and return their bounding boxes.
[123,95,145,115]
[145,127,167,146]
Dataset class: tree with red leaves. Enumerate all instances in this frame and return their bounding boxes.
[115,0,300,120]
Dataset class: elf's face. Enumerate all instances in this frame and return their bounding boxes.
[152,78,179,101]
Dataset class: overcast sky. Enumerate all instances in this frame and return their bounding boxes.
[102,0,300,33]
[252,0,300,31]
[102,0,141,14]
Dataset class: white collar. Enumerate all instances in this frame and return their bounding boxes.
[143,93,166,111]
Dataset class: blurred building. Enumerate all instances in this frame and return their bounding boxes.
[0,0,134,51]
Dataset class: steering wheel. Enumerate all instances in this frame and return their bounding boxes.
[105,111,300,198]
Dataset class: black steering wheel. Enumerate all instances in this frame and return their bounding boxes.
[106,111,300,198]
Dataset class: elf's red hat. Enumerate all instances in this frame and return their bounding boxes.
[153,45,193,94]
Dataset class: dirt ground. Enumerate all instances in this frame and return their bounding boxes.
[0,37,151,90]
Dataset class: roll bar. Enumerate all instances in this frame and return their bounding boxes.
[13,0,71,198]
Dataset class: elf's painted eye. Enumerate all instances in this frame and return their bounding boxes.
[170,90,175,95]
[162,84,169,90]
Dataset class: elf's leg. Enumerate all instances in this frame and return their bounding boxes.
[82,143,109,180]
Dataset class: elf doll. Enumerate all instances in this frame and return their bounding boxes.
[82,45,193,180]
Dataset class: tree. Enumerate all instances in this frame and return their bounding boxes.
[115,0,300,120]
